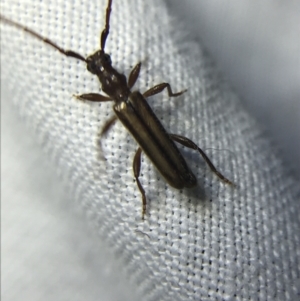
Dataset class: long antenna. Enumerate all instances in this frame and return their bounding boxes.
[100,0,113,50]
[0,14,86,62]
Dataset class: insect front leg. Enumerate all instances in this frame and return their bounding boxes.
[133,147,147,220]
[170,134,235,186]
[143,83,187,98]
[128,62,142,89]
[73,93,115,134]
[73,93,115,155]
[74,93,112,102]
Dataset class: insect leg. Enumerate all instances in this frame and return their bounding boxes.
[128,62,141,89]
[133,147,147,220]
[74,93,112,102]
[170,134,234,186]
[97,116,118,159]
[96,116,118,161]
[143,83,187,98]
[0,15,85,62]
[100,115,118,137]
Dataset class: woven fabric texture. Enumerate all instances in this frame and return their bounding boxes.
[1,0,300,300]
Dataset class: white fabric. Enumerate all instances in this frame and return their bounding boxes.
[166,0,300,179]
[1,1,299,301]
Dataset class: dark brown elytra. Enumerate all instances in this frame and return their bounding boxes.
[0,0,234,219]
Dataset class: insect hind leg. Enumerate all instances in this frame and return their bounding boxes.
[133,147,147,220]
[170,134,234,186]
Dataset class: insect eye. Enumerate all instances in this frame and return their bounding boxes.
[87,60,97,74]
[104,54,111,64]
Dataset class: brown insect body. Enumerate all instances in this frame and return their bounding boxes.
[114,91,197,189]
[1,0,234,219]
[87,48,197,189]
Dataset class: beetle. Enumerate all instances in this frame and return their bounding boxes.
[0,0,234,219]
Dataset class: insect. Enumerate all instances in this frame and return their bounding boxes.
[1,0,234,219]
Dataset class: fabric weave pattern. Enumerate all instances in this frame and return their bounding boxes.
[1,1,299,300]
